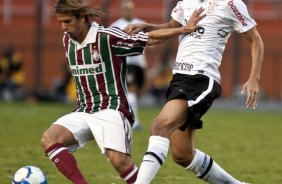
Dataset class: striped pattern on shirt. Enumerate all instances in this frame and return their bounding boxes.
[63,26,148,124]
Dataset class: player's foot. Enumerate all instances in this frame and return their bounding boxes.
[242,182,252,184]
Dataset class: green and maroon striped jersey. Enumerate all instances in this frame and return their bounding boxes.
[63,24,148,124]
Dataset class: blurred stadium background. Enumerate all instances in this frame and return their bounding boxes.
[0,0,281,107]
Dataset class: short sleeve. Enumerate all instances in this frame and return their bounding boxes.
[100,27,148,57]
[171,1,185,26]
[225,0,256,33]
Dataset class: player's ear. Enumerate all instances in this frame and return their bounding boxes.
[77,15,87,24]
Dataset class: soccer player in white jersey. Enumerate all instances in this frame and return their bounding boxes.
[40,0,205,183]
[110,0,147,130]
[124,0,264,183]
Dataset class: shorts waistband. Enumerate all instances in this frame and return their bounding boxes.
[173,70,220,84]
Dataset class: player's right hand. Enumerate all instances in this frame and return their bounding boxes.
[241,77,259,109]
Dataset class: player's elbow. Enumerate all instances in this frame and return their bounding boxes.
[147,38,163,46]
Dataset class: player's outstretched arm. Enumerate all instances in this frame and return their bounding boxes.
[123,20,180,35]
[123,6,201,34]
[241,26,264,109]
[147,8,205,45]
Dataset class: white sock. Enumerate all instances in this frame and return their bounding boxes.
[186,149,241,184]
[135,136,170,184]
[128,92,140,128]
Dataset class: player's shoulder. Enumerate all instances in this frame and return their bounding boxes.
[98,26,127,37]
[176,0,192,7]
[110,18,126,27]
[99,26,118,32]
[224,0,248,8]
[223,0,250,17]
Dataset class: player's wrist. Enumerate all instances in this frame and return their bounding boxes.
[183,26,194,34]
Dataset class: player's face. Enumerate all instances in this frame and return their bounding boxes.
[56,13,88,42]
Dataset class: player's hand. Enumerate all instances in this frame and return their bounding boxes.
[123,23,145,35]
[183,7,206,33]
[241,77,260,109]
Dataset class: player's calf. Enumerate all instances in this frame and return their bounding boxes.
[107,150,138,183]
[120,164,139,184]
[45,143,88,184]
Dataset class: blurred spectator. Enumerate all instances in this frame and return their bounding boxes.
[52,60,76,103]
[150,63,172,105]
[0,44,24,101]
[30,60,76,103]
[110,0,147,130]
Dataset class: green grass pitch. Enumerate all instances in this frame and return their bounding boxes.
[0,101,281,184]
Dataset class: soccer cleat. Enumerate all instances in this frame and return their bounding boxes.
[242,182,252,184]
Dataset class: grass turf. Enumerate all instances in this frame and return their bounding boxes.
[0,101,281,184]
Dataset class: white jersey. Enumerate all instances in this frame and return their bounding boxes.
[110,18,147,68]
[171,0,256,83]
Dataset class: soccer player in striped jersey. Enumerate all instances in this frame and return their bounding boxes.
[124,0,264,184]
[40,0,205,184]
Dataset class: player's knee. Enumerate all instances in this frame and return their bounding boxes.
[150,117,175,137]
[108,151,133,173]
[114,156,128,166]
[40,131,55,150]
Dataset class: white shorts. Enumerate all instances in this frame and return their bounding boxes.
[53,109,132,155]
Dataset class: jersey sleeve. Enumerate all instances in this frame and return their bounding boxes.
[225,0,256,33]
[171,1,185,26]
[100,27,148,57]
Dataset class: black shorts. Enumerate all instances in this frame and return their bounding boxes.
[126,65,145,88]
[166,73,222,130]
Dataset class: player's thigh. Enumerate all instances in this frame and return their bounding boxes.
[151,99,188,135]
[42,112,93,151]
[170,128,195,167]
[87,110,132,155]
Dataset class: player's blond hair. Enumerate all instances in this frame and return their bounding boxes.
[54,0,105,20]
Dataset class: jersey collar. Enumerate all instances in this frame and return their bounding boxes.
[69,22,99,50]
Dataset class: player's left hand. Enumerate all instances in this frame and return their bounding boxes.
[241,77,260,109]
